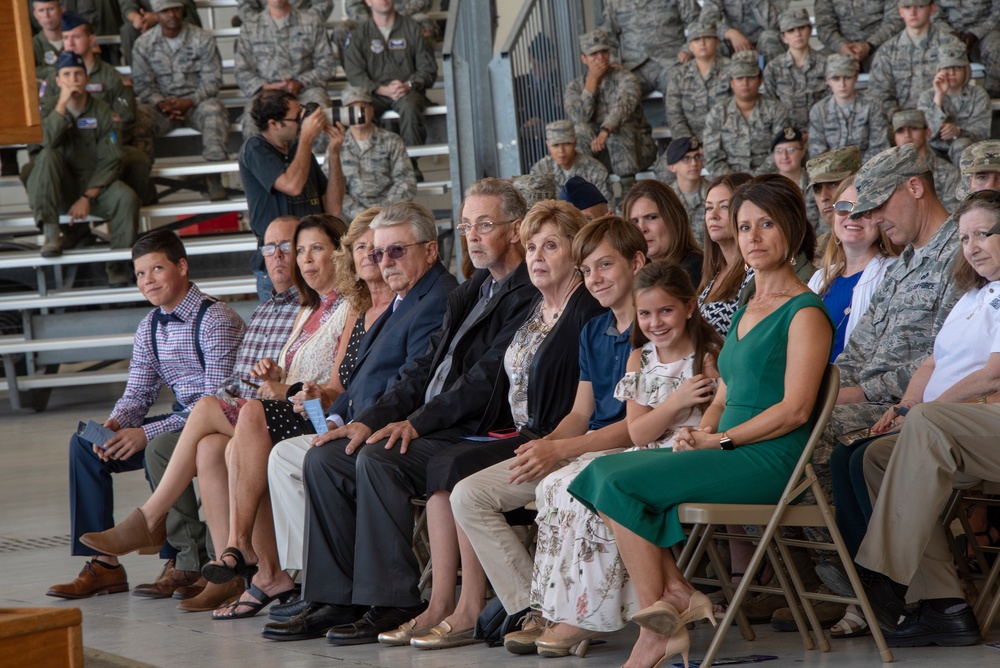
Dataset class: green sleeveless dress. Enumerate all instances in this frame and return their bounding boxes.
[567,291,831,548]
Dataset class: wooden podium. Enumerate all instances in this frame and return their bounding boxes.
[0,0,42,145]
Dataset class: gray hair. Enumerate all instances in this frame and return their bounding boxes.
[370,201,438,243]
[463,177,528,223]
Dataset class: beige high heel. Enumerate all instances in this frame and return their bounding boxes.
[631,600,682,636]
[681,591,718,627]
[534,626,601,658]
[653,625,692,668]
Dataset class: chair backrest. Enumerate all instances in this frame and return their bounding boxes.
[776,363,840,506]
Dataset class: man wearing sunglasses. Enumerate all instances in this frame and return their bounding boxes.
[262,178,537,644]
[240,89,340,300]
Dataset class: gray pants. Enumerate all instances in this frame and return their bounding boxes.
[574,121,656,179]
[145,432,211,572]
[856,402,1000,601]
[148,99,230,162]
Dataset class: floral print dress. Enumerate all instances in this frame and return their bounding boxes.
[530,344,702,631]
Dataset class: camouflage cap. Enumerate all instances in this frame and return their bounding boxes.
[891,109,927,132]
[938,43,970,69]
[341,86,372,106]
[578,29,611,55]
[850,144,930,219]
[778,7,811,33]
[686,20,718,41]
[729,50,761,78]
[511,173,557,208]
[151,0,185,11]
[545,120,576,145]
[898,0,932,6]
[960,140,1000,174]
[826,53,858,78]
[806,146,862,188]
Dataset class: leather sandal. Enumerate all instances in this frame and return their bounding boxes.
[830,608,870,639]
[212,584,297,620]
[201,547,258,586]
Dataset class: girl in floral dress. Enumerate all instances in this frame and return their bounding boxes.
[529,260,723,655]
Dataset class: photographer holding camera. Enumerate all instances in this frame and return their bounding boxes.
[239,89,343,300]
[324,87,417,221]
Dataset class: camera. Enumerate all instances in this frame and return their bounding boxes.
[302,102,367,126]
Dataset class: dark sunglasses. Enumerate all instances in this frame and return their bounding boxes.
[366,241,427,265]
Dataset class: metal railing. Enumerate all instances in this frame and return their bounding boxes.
[490,0,588,176]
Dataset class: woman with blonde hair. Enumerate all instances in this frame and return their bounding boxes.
[808,175,900,362]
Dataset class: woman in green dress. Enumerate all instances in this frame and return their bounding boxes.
[568,174,833,668]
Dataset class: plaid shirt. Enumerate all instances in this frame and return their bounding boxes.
[109,284,247,441]
[216,286,300,401]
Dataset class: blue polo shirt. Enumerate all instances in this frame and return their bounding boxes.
[578,309,632,430]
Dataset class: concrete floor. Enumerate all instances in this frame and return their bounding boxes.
[2,383,999,667]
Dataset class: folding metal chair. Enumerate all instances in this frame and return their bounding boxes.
[674,364,894,666]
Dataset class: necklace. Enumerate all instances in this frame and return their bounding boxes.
[746,286,798,314]
[541,297,566,325]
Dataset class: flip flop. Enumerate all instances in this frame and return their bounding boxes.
[201,547,258,586]
[830,609,870,639]
[212,584,297,620]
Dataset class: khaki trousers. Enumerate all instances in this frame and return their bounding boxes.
[856,403,1000,600]
[267,436,311,571]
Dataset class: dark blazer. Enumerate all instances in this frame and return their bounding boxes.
[328,261,458,423]
[512,285,607,437]
[356,263,539,436]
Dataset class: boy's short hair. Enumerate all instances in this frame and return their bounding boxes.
[572,215,647,266]
[131,229,187,264]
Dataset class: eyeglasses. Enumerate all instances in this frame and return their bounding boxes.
[261,241,292,256]
[833,200,855,214]
[279,113,302,125]
[366,241,427,265]
[678,154,704,164]
[773,146,802,156]
[456,220,514,236]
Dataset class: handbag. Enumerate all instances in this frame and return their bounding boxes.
[473,598,530,647]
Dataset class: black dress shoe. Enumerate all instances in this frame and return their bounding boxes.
[883,601,981,647]
[268,594,307,622]
[855,565,907,631]
[326,602,428,645]
[261,602,366,641]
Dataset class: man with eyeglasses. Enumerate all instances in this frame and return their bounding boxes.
[261,178,536,644]
[653,135,709,244]
[770,127,822,232]
[263,202,456,629]
[239,89,340,300]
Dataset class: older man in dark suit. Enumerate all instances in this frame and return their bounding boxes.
[261,178,537,643]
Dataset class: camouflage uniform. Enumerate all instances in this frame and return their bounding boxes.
[40,56,153,204]
[530,153,615,211]
[235,7,337,138]
[564,66,656,178]
[793,171,823,232]
[600,0,702,94]
[814,0,903,63]
[21,95,140,252]
[33,32,62,82]
[239,0,333,23]
[763,48,828,130]
[955,139,1000,200]
[917,85,992,167]
[325,126,416,221]
[699,0,785,61]
[131,23,229,162]
[868,24,964,123]
[118,0,200,65]
[511,173,557,209]
[816,145,962,476]
[344,13,438,149]
[669,180,709,245]
[345,0,430,21]
[808,93,889,160]
[931,0,1000,96]
[702,95,789,178]
[665,55,731,138]
[926,149,961,212]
